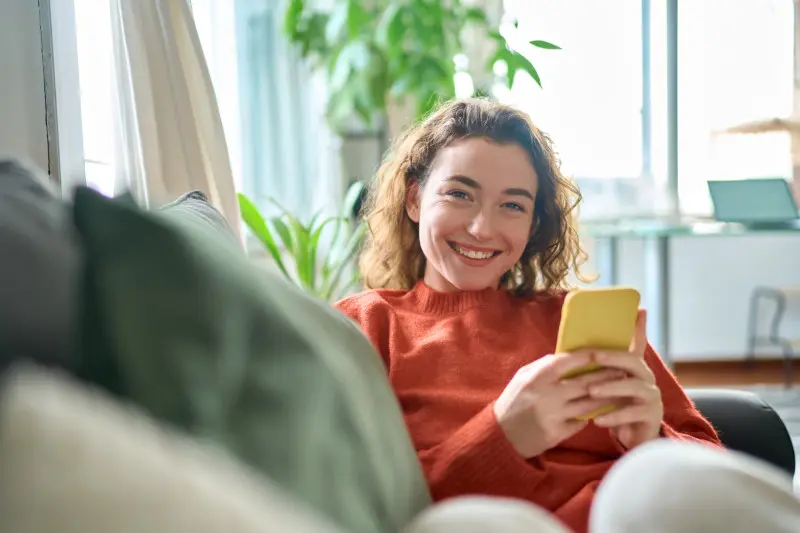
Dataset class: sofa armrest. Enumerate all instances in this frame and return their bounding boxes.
[687,388,795,477]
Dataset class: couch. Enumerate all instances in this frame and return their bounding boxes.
[0,158,795,532]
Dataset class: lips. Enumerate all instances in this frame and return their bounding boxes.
[448,241,501,260]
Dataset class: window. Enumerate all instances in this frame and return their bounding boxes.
[675,0,794,215]
[74,0,116,196]
[503,0,644,181]
[501,0,646,219]
[73,0,342,217]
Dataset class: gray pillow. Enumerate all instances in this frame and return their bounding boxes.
[160,190,240,249]
[0,159,79,367]
[72,187,431,533]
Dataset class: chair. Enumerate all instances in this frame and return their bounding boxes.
[688,388,796,477]
[746,286,800,388]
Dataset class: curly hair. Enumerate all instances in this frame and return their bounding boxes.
[358,98,591,296]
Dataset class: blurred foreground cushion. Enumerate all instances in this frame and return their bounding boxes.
[71,187,430,533]
[0,363,346,533]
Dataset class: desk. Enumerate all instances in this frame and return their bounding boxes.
[583,219,800,367]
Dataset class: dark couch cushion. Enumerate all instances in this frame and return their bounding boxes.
[71,187,430,533]
[688,388,796,476]
[0,159,79,368]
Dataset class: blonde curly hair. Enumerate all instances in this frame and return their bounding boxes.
[358,98,590,296]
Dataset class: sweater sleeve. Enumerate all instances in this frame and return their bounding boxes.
[417,403,548,501]
[645,345,724,448]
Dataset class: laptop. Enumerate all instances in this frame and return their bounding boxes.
[707,178,800,229]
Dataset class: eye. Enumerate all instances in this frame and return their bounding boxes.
[503,202,527,213]
[445,190,471,201]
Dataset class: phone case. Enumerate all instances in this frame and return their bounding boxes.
[555,287,641,420]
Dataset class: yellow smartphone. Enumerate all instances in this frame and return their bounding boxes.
[555,286,641,420]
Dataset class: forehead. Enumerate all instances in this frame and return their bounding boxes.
[428,138,538,192]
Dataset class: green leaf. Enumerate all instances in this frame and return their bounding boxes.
[270,216,294,252]
[237,194,290,279]
[530,40,561,50]
[390,72,418,98]
[325,1,349,42]
[346,1,370,40]
[283,0,305,38]
[488,30,505,42]
[323,222,367,301]
[512,52,542,88]
[311,216,342,251]
[330,41,370,90]
[342,180,366,219]
[375,4,405,49]
[302,13,330,56]
[285,213,314,289]
[463,7,488,25]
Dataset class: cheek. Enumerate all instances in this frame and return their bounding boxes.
[504,218,533,253]
[421,204,463,237]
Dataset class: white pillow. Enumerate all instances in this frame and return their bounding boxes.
[0,364,345,533]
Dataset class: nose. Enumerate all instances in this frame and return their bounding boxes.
[467,209,495,242]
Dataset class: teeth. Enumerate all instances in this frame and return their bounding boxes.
[454,245,494,260]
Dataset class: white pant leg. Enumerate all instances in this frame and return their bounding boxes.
[405,497,572,533]
[591,439,800,533]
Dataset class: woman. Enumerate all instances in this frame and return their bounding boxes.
[336,98,799,533]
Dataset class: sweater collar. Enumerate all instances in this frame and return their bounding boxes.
[408,280,511,315]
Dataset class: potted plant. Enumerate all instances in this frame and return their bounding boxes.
[238,181,366,302]
[283,0,558,131]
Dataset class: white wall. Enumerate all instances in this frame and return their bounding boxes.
[583,235,800,362]
[0,0,48,169]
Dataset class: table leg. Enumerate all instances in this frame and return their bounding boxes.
[643,235,671,367]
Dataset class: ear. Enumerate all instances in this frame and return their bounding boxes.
[405,181,421,223]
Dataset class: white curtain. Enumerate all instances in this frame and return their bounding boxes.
[229,0,344,220]
[109,0,241,242]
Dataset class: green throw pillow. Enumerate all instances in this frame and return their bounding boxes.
[72,188,430,533]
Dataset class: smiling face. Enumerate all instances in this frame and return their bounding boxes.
[406,137,538,293]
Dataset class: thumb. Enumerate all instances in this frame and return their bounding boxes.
[629,309,647,356]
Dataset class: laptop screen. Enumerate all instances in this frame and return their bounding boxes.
[708,179,799,222]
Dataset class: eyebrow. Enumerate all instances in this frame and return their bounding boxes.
[445,175,535,201]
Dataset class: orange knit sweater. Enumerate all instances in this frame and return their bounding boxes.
[335,281,722,533]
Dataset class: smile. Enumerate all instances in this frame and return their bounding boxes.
[448,242,501,260]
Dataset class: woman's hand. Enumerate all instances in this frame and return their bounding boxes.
[493,351,627,459]
[587,310,664,450]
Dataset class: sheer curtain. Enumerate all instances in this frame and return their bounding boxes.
[192,0,344,221]
[108,0,241,240]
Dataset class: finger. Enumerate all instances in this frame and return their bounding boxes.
[558,369,627,401]
[561,418,589,436]
[629,309,647,357]
[562,397,619,420]
[593,351,655,383]
[593,404,659,428]
[541,351,595,383]
[589,378,660,401]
